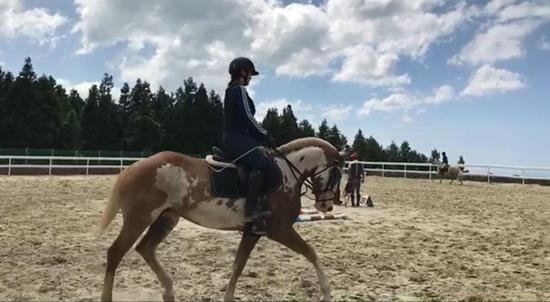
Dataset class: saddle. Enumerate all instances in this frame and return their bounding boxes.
[206,146,283,198]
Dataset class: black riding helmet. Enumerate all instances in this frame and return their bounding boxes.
[229,57,259,76]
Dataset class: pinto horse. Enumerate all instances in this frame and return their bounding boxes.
[98,137,344,301]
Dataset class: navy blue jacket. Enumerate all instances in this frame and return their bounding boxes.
[223,84,268,141]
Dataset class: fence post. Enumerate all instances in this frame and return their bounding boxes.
[429,164,432,180]
[86,159,89,176]
[120,158,123,173]
[487,167,491,184]
[381,164,385,177]
[8,157,11,176]
[404,164,407,179]
[522,168,525,185]
[49,157,52,176]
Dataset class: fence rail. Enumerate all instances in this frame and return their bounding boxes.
[2,155,550,184]
[0,155,143,176]
[344,161,550,184]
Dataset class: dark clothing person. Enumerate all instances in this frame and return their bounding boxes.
[222,81,270,235]
[348,160,364,207]
[441,152,449,173]
[222,83,269,170]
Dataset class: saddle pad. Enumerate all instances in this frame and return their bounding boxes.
[209,157,283,198]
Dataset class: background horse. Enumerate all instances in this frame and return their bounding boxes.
[97,137,344,302]
[433,161,468,185]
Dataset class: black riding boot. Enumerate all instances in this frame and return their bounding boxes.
[244,170,267,235]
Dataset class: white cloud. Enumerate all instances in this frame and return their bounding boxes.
[320,105,352,121]
[450,20,540,65]
[255,98,312,121]
[331,45,410,86]
[358,84,456,116]
[0,0,67,44]
[358,93,419,116]
[461,64,524,97]
[425,85,455,104]
[71,0,472,92]
[57,79,121,101]
[451,0,550,65]
[403,114,413,124]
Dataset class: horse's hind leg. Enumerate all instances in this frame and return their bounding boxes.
[102,220,149,302]
[269,227,331,301]
[135,209,180,302]
[224,234,260,302]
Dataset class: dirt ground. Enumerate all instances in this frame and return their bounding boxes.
[0,175,549,301]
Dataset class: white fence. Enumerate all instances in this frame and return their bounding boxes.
[1,155,550,184]
[344,161,550,184]
[0,155,142,176]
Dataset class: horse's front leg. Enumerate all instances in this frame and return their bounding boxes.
[224,234,260,301]
[268,227,331,301]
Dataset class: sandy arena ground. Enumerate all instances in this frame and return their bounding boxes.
[0,175,549,301]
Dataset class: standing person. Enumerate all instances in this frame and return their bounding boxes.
[441,151,449,173]
[222,57,270,236]
[348,152,364,207]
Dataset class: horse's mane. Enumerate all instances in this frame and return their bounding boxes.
[275,137,337,155]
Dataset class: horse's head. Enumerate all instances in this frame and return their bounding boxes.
[276,138,347,212]
[309,149,346,213]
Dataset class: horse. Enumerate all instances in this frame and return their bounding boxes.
[97,137,345,302]
[433,161,468,185]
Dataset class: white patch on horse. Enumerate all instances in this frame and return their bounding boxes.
[154,164,190,206]
[186,198,246,229]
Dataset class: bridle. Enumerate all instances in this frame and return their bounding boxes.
[271,146,342,203]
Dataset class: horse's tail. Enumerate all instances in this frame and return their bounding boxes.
[96,178,122,236]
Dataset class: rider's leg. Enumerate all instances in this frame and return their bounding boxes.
[244,169,264,223]
[243,147,270,235]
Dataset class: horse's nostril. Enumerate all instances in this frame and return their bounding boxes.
[328,206,333,212]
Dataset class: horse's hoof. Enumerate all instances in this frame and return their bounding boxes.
[163,293,175,302]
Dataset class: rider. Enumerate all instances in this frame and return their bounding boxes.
[222,57,270,235]
[441,151,449,173]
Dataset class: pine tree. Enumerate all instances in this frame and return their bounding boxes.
[430,148,440,163]
[399,141,411,162]
[124,78,160,151]
[1,57,39,147]
[297,119,315,138]
[352,129,367,160]
[326,124,347,150]
[261,108,283,145]
[317,119,330,141]
[82,85,101,149]
[280,105,300,143]
[384,141,399,162]
[97,74,122,149]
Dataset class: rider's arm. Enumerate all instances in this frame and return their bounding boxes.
[233,86,268,140]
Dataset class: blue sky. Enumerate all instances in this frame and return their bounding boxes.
[1,0,549,166]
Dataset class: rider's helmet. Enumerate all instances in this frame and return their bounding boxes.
[229,57,259,76]
[442,152,446,156]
